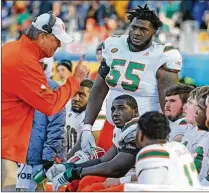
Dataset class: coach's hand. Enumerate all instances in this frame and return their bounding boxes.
[52,167,82,191]
[46,162,76,181]
[80,124,96,154]
[73,54,90,83]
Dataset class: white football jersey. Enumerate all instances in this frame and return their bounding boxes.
[65,101,107,150]
[65,110,86,151]
[169,118,193,141]
[112,126,122,149]
[181,127,208,154]
[193,132,209,182]
[112,118,138,177]
[102,35,182,125]
[112,118,138,151]
[135,142,200,187]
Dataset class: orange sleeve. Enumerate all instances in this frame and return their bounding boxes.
[13,57,80,116]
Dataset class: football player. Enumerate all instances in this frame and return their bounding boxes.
[65,79,106,153]
[164,84,194,142]
[182,87,209,154]
[135,111,200,187]
[65,79,94,152]
[193,88,209,185]
[80,4,182,154]
[46,95,139,191]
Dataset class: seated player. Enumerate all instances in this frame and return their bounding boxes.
[65,79,94,152]
[135,111,200,187]
[46,95,139,191]
[164,84,194,141]
[181,87,209,154]
[206,95,209,128]
[202,94,209,186]
[192,88,209,185]
[65,79,106,154]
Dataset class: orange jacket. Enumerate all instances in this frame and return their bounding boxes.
[2,35,80,163]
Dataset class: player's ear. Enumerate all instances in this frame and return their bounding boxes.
[133,108,139,118]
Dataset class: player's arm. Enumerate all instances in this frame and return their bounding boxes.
[12,56,88,116]
[80,59,110,153]
[157,46,182,111]
[66,137,81,160]
[157,66,179,111]
[84,61,109,125]
[81,151,136,178]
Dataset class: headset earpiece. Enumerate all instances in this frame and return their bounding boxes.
[41,11,56,34]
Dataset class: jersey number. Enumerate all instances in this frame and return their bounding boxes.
[183,162,196,186]
[106,59,145,92]
[66,125,77,151]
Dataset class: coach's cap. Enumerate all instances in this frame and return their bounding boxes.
[32,13,74,44]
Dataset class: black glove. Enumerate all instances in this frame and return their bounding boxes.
[64,167,82,182]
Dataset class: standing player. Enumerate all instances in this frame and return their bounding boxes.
[164,84,194,142]
[80,4,182,154]
[135,111,200,187]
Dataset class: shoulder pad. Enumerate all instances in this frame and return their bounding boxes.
[163,61,182,72]
[120,118,138,143]
[163,44,176,53]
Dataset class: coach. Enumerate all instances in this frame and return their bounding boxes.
[2,12,89,191]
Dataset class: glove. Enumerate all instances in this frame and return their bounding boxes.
[52,167,82,191]
[46,162,76,181]
[80,124,96,154]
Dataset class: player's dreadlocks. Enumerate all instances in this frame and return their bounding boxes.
[127,4,163,30]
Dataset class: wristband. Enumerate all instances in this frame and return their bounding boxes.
[119,175,132,184]
[81,124,92,132]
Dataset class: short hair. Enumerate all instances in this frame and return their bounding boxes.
[25,25,46,40]
[195,86,209,102]
[189,87,202,100]
[57,60,72,72]
[80,79,94,89]
[166,84,195,105]
[113,95,138,110]
[127,4,163,30]
[96,43,103,54]
[138,111,170,140]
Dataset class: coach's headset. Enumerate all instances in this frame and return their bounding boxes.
[32,11,56,34]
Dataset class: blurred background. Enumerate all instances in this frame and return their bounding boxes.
[2,0,209,86]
